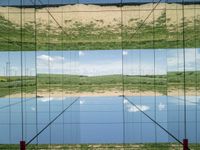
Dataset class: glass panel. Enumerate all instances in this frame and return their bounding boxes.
[0,0,200,149]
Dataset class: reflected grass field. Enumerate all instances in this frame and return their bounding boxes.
[0,7,200,50]
[0,71,200,97]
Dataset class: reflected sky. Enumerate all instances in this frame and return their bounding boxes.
[0,96,199,144]
[0,48,200,76]
[167,48,200,72]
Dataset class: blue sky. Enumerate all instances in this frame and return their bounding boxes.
[0,0,197,6]
[0,49,199,76]
[0,52,36,76]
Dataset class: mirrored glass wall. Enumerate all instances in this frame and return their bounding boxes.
[0,0,200,149]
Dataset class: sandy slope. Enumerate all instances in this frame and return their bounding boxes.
[0,3,200,28]
[5,89,198,98]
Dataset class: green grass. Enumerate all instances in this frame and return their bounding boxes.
[0,10,200,51]
[0,71,200,97]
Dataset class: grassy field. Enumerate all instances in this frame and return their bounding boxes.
[0,71,200,97]
[0,143,199,150]
[0,7,200,51]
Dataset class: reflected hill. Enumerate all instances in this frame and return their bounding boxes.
[0,3,200,50]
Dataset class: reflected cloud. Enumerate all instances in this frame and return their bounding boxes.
[79,51,85,56]
[123,51,128,56]
[37,55,64,64]
[124,99,150,113]
[80,100,85,104]
[38,97,63,102]
[158,102,165,111]
[37,53,78,75]
[1,48,200,76]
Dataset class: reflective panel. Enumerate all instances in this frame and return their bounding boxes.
[0,0,200,149]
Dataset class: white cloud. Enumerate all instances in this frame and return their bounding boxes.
[37,55,51,62]
[2,48,200,77]
[37,55,64,65]
[37,48,200,76]
[37,54,166,76]
[123,51,128,56]
[79,51,85,56]
[38,97,63,102]
[158,102,165,111]
[37,54,78,74]
[123,99,129,104]
[127,105,150,112]
[128,105,150,112]
[124,98,150,112]
[80,100,85,104]
[38,97,86,104]
[39,97,54,102]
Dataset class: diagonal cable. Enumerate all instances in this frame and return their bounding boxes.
[0,97,35,110]
[129,0,162,39]
[124,96,190,150]
[29,0,68,35]
[1,0,163,49]
[26,97,80,146]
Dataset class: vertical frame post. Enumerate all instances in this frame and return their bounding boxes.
[183,139,188,150]
[20,141,26,150]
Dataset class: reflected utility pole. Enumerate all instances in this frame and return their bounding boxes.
[6,62,10,77]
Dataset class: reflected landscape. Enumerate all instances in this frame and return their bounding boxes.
[1,49,200,97]
[1,49,200,148]
[1,0,200,149]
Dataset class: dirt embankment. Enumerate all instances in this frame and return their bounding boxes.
[0,3,200,28]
